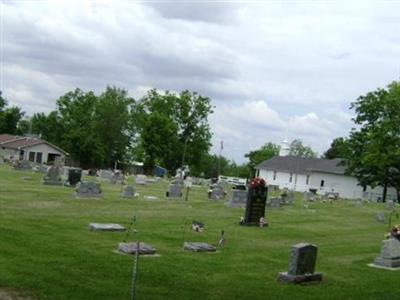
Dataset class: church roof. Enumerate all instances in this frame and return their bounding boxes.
[256,156,346,175]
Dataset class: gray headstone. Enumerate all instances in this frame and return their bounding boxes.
[376,212,385,223]
[183,242,216,252]
[373,238,400,268]
[166,184,182,198]
[89,223,126,231]
[111,172,124,184]
[43,165,62,185]
[209,184,225,200]
[278,243,322,284]
[268,197,282,208]
[135,175,147,185]
[118,242,156,255]
[121,185,135,198]
[225,190,247,207]
[303,191,316,202]
[387,201,396,210]
[99,169,113,181]
[33,164,48,174]
[13,160,32,171]
[281,191,295,205]
[75,181,102,198]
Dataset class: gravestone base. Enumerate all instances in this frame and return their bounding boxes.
[89,223,126,231]
[118,242,156,255]
[277,272,323,284]
[43,179,63,186]
[373,257,400,268]
[183,242,216,252]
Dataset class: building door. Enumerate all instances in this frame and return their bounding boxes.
[36,152,43,163]
[47,153,60,164]
[19,150,25,160]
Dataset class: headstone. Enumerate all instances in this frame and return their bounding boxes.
[64,167,82,187]
[166,183,183,199]
[135,175,147,185]
[281,190,295,205]
[75,181,102,198]
[99,169,114,181]
[118,242,157,255]
[225,189,248,207]
[33,164,48,174]
[278,243,323,284]
[183,242,216,252]
[13,160,32,171]
[111,172,124,184]
[89,223,126,231]
[387,201,396,210]
[376,212,385,223]
[121,185,136,198]
[303,191,316,202]
[268,197,282,208]
[42,164,62,185]
[146,177,157,184]
[372,238,400,269]
[208,183,226,200]
[243,181,268,226]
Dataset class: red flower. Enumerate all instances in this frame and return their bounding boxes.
[250,177,266,188]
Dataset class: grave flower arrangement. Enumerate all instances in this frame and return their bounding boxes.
[250,177,266,189]
[386,224,400,240]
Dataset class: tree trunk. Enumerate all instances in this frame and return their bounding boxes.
[382,181,388,203]
[397,188,400,203]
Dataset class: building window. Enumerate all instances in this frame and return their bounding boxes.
[289,173,293,183]
[19,150,25,160]
[306,175,310,185]
[320,180,325,187]
[29,152,35,162]
[273,171,277,180]
[36,152,42,163]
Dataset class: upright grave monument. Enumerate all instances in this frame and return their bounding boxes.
[75,181,102,198]
[64,167,82,187]
[43,161,63,185]
[278,243,323,284]
[370,237,400,270]
[243,177,268,226]
[166,183,183,199]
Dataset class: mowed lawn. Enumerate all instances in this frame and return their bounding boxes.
[0,165,398,300]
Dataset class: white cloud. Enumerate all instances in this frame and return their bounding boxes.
[1,0,399,163]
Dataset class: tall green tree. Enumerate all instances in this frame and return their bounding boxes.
[323,137,349,159]
[289,139,317,158]
[135,89,213,173]
[245,142,280,175]
[346,81,400,202]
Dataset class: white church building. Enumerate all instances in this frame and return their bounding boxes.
[255,140,397,201]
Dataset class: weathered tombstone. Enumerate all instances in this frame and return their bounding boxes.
[243,178,268,225]
[208,183,226,200]
[33,164,48,174]
[183,242,216,252]
[135,175,147,185]
[371,238,400,269]
[278,243,323,284]
[13,160,32,171]
[376,212,385,223]
[75,181,102,198]
[121,185,136,198]
[89,223,126,231]
[64,167,82,187]
[111,172,124,184]
[166,183,183,199]
[99,169,114,181]
[303,191,317,202]
[43,164,62,185]
[281,190,295,205]
[386,201,396,210]
[146,177,158,184]
[118,242,157,255]
[225,189,248,208]
[268,197,282,208]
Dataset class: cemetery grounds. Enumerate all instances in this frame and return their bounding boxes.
[0,165,398,300]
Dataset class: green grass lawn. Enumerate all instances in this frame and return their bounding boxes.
[0,165,398,300]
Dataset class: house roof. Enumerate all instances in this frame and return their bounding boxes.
[256,156,346,175]
[0,134,68,155]
[0,134,22,143]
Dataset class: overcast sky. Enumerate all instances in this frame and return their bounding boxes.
[1,0,399,163]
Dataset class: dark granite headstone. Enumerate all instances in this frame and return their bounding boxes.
[65,168,82,187]
[278,243,323,284]
[243,185,268,225]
